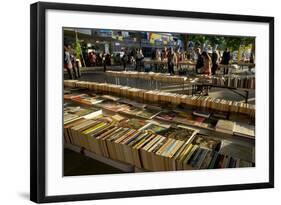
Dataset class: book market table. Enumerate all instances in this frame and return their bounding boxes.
[63,80,256,173]
[106,71,255,98]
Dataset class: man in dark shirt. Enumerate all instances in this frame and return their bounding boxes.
[222,48,231,64]
[211,49,219,75]
[167,47,176,75]
[195,48,204,74]
[221,48,231,74]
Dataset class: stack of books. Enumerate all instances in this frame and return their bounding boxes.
[216,119,255,138]
[64,79,78,87]
[193,110,211,118]
[139,121,171,134]
[191,134,221,151]
[64,105,97,117]
[155,110,179,122]
[64,113,80,124]
[233,122,255,139]
[64,93,85,100]
[156,125,198,142]
[215,119,235,135]
[118,118,148,130]
[70,94,104,105]
[94,100,130,113]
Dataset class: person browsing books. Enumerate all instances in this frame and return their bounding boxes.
[167,47,177,75]
[198,51,212,75]
[195,48,204,74]
[64,45,73,79]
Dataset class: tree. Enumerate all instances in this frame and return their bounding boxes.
[74,30,86,67]
[187,34,254,52]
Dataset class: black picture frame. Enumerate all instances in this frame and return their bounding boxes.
[30,1,274,203]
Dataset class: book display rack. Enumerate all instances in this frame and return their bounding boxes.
[63,82,255,172]
[106,71,255,89]
[64,80,255,116]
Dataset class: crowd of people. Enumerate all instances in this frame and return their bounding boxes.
[195,47,232,75]
[150,46,232,75]
[64,43,250,79]
[85,48,145,72]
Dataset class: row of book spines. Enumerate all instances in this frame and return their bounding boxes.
[64,134,252,172]
[106,71,255,83]
[64,119,253,171]
[106,71,255,89]
[106,71,187,82]
[64,80,255,116]
[64,118,194,170]
[211,78,255,89]
[175,145,252,170]
[67,94,254,121]
[66,124,181,162]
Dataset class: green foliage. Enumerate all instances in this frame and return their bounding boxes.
[74,40,82,59]
[187,34,254,51]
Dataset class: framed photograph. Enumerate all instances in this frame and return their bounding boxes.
[30,1,274,203]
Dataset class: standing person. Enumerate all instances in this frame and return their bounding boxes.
[136,48,144,71]
[161,47,168,61]
[68,45,81,79]
[130,48,136,67]
[139,49,145,70]
[89,51,97,67]
[200,51,212,75]
[175,49,180,73]
[97,52,103,66]
[135,48,139,71]
[249,52,255,63]
[167,48,177,75]
[122,50,128,71]
[64,45,73,79]
[88,52,92,66]
[211,48,220,75]
[92,52,97,66]
[221,48,231,74]
[249,52,255,71]
[151,49,157,72]
[195,48,204,74]
[106,53,111,70]
[151,48,156,60]
[155,49,161,72]
[152,48,160,72]
[129,50,136,68]
[75,58,82,78]
[156,49,161,61]
[102,52,107,72]
[197,51,212,95]
[159,47,167,72]
[71,53,81,79]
